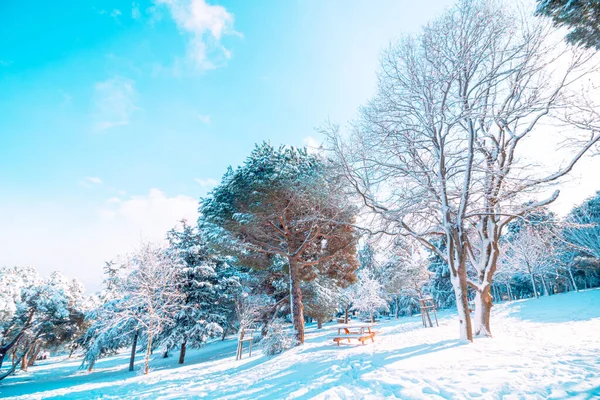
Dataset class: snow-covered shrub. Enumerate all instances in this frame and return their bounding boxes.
[261,319,294,356]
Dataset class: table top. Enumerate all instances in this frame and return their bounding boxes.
[330,322,376,329]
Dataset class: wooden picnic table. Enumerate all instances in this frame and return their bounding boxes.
[330,323,377,346]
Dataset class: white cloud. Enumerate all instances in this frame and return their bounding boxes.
[110,9,122,18]
[194,177,218,187]
[79,176,104,188]
[197,114,211,123]
[155,0,240,70]
[0,189,198,292]
[86,176,103,185]
[132,3,141,19]
[303,136,322,154]
[100,188,197,232]
[93,76,139,131]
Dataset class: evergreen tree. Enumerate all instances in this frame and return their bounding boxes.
[200,142,359,344]
[536,0,600,49]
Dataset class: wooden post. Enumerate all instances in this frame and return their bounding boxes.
[419,298,438,328]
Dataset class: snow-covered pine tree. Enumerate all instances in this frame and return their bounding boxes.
[0,267,78,380]
[200,142,359,344]
[303,277,341,329]
[160,221,241,364]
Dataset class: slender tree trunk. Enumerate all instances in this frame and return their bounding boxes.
[68,346,76,359]
[317,319,322,329]
[162,348,169,359]
[144,334,153,375]
[395,296,400,319]
[27,343,41,367]
[541,275,550,296]
[289,258,305,344]
[178,339,187,365]
[0,357,20,382]
[88,359,95,373]
[505,283,513,301]
[20,352,28,371]
[528,269,539,298]
[568,268,579,292]
[344,306,349,324]
[129,330,138,372]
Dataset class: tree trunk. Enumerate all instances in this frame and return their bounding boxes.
[451,271,473,342]
[344,306,349,324]
[144,334,153,375]
[68,346,75,359]
[289,258,305,344]
[88,359,95,373]
[129,330,138,372]
[568,268,579,292]
[178,339,187,365]
[0,317,31,371]
[540,275,550,296]
[162,348,169,359]
[222,327,228,341]
[505,283,513,301]
[473,285,493,337]
[20,352,28,371]
[528,270,539,298]
[27,343,40,367]
[317,319,322,329]
[395,296,400,318]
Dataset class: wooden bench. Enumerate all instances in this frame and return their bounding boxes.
[331,332,377,346]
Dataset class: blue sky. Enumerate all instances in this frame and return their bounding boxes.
[1,0,597,291]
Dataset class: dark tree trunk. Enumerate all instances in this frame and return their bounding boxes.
[317,319,322,329]
[129,330,138,372]
[344,306,349,324]
[178,339,187,365]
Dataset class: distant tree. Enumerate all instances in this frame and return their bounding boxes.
[303,277,341,329]
[351,270,389,323]
[200,143,359,344]
[161,221,239,365]
[536,0,600,49]
[121,243,185,374]
[502,227,557,298]
[84,243,185,375]
[563,191,600,259]
[0,267,78,381]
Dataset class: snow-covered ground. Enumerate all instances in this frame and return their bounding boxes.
[2,289,600,400]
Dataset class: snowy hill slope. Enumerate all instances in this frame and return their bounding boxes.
[1,289,599,399]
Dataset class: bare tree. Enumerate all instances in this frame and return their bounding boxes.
[121,243,185,374]
[327,0,600,341]
[502,226,556,298]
